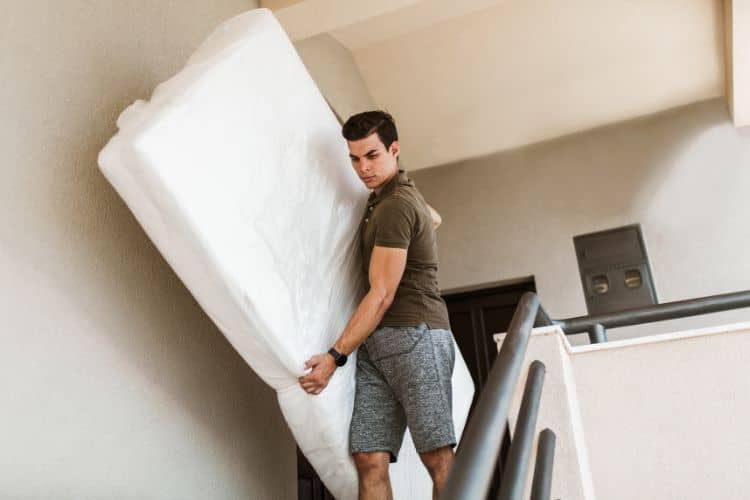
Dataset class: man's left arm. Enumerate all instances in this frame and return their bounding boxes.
[426,203,442,229]
[298,244,407,395]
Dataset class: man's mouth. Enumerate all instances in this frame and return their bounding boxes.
[362,176,374,183]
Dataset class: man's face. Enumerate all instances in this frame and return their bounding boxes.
[347,133,400,193]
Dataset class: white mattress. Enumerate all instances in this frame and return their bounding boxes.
[97,8,474,499]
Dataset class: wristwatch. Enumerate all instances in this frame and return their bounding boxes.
[327,347,348,367]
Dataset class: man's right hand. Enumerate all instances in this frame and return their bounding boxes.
[299,353,337,395]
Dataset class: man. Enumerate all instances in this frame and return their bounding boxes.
[299,111,456,500]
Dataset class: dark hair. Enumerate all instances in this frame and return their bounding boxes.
[341,110,398,149]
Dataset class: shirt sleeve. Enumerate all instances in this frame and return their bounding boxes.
[373,197,416,249]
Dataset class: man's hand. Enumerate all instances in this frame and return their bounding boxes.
[298,246,406,396]
[426,203,442,229]
[299,353,337,395]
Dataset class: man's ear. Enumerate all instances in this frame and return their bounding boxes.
[390,140,400,159]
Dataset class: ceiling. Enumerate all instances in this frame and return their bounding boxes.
[266,0,744,170]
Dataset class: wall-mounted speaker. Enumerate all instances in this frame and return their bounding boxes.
[574,224,658,315]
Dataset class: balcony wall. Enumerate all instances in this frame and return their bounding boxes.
[499,322,750,500]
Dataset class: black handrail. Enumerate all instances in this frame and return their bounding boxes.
[534,289,750,342]
[530,429,556,500]
[440,292,540,499]
[497,361,546,500]
[554,289,750,334]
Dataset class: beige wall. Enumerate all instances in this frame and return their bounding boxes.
[262,0,307,9]
[353,0,725,170]
[0,2,296,498]
[294,34,376,120]
[413,98,750,343]
[725,0,750,127]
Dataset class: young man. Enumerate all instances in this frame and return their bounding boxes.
[299,111,456,500]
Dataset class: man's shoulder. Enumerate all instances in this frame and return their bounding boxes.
[377,189,423,218]
[375,193,415,220]
[387,183,424,207]
[375,188,432,233]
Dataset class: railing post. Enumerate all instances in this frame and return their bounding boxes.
[440,292,540,500]
[534,306,554,327]
[497,361,546,500]
[587,323,607,344]
[530,429,556,500]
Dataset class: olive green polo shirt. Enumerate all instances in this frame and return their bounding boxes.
[359,169,451,330]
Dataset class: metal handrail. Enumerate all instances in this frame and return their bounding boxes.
[533,289,750,342]
[530,429,556,500]
[440,292,540,499]
[554,289,750,334]
[497,361,546,500]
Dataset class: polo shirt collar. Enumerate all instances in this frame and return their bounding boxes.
[369,169,409,203]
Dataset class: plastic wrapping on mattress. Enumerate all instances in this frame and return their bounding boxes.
[97,8,474,499]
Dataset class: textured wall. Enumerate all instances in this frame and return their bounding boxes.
[412,98,750,343]
[0,2,296,498]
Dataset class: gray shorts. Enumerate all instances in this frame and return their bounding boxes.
[349,322,456,463]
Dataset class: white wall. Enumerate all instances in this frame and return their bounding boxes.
[572,323,750,500]
[500,324,750,500]
[412,98,750,343]
[0,2,296,498]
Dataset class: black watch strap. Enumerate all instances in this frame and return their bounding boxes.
[328,347,347,367]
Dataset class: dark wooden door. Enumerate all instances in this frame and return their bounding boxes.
[298,447,334,500]
[443,278,537,499]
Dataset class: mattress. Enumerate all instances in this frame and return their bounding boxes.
[97,8,474,499]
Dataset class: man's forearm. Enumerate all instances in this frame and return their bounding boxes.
[332,288,392,355]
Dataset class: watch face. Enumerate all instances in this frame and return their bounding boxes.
[329,348,346,366]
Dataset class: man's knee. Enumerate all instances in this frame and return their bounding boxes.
[419,446,454,477]
[353,451,391,479]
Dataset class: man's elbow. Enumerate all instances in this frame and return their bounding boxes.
[383,293,395,310]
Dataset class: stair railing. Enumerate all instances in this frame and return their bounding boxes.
[441,292,555,500]
[442,289,750,499]
[541,289,750,343]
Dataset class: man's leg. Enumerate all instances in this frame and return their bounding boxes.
[381,325,457,498]
[419,445,455,500]
[352,451,393,500]
[350,341,407,498]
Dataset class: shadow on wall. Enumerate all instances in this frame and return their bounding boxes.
[2,2,292,493]
[420,98,728,228]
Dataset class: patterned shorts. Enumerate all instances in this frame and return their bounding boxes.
[349,322,457,463]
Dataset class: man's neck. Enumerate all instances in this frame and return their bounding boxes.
[373,168,400,196]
